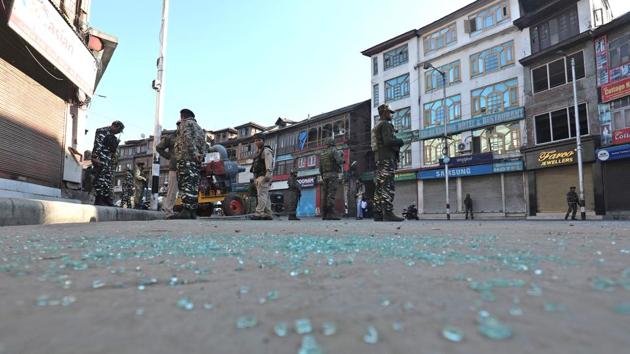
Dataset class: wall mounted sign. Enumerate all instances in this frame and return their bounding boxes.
[612,127,630,145]
[8,0,98,95]
[419,107,525,140]
[439,152,493,167]
[601,77,630,103]
[594,35,609,86]
[536,148,576,168]
[492,160,523,173]
[418,164,494,180]
[597,144,630,162]
[297,177,316,187]
[395,172,417,181]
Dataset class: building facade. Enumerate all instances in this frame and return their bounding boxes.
[517,0,613,216]
[0,0,117,200]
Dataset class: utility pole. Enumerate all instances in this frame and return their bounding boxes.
[150,0,170,210]
[571,57,586,220]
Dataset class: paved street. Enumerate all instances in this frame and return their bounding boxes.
[1,219,629,354]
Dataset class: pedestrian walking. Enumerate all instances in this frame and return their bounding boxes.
[250,133,274,220]
[286,169,302,220]
[133,162,147,209]
[361,199,368,217]
[120,168,134,208]
[371,104,405,222]
[319,139,344,220]
[169,108,206,219]
[91,120,124,206]
[565,186,579,220]
[355,181,365,220]
[156,122,180,216]
[464,193,474,220]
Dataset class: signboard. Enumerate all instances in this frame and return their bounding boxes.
[418,164,494,180]
[493,160,523,173]
[420,107,525,140]
[297,168,320,177]
[594,35,609,86]
[439,152,493,168]
[396,130,420,144]
[8,0,98,96]
[597,144,630,162]
[536,148,576,168]
[601,77,630,103]
[276,154,294,162]
[297,177,316,187]
[612,127,630,145]
[395,172,417,181]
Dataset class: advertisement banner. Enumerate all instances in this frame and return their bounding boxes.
[601,77,630,103]
[8,0,97,96]
[420,107,525,140]
[418,164,494,180]
[596,144,630,162]
[594,35,609,86]
[613,127,630,145]
[439,152,493,167]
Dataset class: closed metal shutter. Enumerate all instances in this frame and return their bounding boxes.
[535,164,594,212]
[504,172,526,213]
[461,175,503,213]
[393,180,417,214]
[603,160,630,212]
[0,57,66,188]
[423,179,457,213]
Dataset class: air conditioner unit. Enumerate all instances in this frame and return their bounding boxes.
[457,139,471,152]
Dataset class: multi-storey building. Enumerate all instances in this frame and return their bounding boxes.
[230,122,267,185]
[1,0,117,200]
[516,0,613,216]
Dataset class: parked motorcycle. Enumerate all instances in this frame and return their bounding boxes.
[402,204,419,220]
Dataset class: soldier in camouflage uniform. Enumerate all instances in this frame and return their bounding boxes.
[91,121,124,206]
[120,168,134,208]
[319,139,344,220]
[372,104,404,222]
[169,109,206,219]
[133,162,147,208]
[286,169,302,221]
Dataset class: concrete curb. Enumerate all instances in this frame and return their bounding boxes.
[0,198,165,227]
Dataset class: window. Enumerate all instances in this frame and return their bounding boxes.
[611,96,630,130]
[297,157,306,168]
[307,155,317,167]
[470,41,514,77]
[384,44,409,70]
[425,61,461,92]
[423,134,461,166]
[530,6,579,54]
[423,95,461,128]
[372,56,378,75]
[535,104,589,144]
[532,52,585,93]
[373,84,379,107]
[333,119,346,136]
[467,0,510,34]
[423,23,457,54]
[385,74,410,102]
[322,123,333,140]
[471,78,519,116]
[475,123,521,154]
[399,144,412,168]
[609,33,630,69]
[392,107,412,132]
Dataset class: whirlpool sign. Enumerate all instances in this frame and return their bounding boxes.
[596,144,630,162]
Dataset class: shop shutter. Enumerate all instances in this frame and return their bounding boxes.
[504,172,527,214]
[461,175,503,213]
[535,164,594,212]
[422,180,457,214]
[0,57,66,188]
[393,180,417,214]
[603,160,630,212]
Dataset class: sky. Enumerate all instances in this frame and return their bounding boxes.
[86,0,630,147]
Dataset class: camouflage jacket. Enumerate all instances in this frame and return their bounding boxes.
[319,146,344,175]
[156,134,177,171]
[174,117,206,162]
[287,174,301,192]
[372,119,403,162]
[123,171,134,191]
[91,126,119,166]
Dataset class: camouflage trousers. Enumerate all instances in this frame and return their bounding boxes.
[321,174,338,217]
[374,159,396,214]
[177,160,200,210]
[93,161,113,200]
[286,190,301,215]
[121,187,133,208]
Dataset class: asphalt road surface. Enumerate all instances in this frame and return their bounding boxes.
[1,219,629,354]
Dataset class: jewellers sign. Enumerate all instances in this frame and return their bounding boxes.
[8,0,98,96]
[601,77,630,103]
[535,148,576,168]
[419,107,525,140]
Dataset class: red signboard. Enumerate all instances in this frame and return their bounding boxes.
[601,77,630,103]
[613,127,630,145]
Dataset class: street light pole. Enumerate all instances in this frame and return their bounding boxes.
[150,0,170,211]
[571,57,586,220]
[424,63,450,220]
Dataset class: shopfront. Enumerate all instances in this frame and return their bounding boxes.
[393,172,418,214]
[596,143,630,215]
[295,174,317,217]
[523,140,599,215]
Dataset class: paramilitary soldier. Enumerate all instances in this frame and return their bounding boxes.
[286,169,302,221]
[169,108,206,219]
[250,133,274,220]
[372,104,405,222]
[133,162,147,209]
[91,120,124,206]
[319,138,344,220]
[120,167,134,208]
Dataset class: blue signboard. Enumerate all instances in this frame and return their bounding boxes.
[276,154,294,162]
[440,152,493,167]
[596,143,630,162]
[493,160,524,173]
[420,107,525,140]
[418,164,494,180]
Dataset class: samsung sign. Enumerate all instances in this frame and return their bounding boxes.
[418,160,523,180]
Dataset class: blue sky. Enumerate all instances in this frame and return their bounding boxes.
[86,0,630,145]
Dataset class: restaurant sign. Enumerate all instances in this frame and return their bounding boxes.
[419,107,525,140]
[601,77,630,103]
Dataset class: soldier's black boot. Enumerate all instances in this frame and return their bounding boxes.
[168,208,196,220]
[383,211,404,222]
[288,214,300,220]
[94,196,105,206]
[373,212,383,222]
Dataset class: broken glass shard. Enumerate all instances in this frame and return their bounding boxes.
[363,326,379,344]
[236,315,257,329]
[442,326,464,342]
[92,279,105,289]
[176,297,194,311]
[477,314,512,340]
[298,335,322,354]
[322,321,337,336]
[273,321,288,337]
[295,318,312,335]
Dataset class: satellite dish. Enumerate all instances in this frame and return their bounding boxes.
[140,133,146,139]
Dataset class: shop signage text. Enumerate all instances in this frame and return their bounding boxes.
[297,177,316,187]
[597,144,630,162]
[440,152,493,167]
[613,127,630,145]
[537,149,576,168]
[395,172,417,181]
[493,160,523,173]
[419,107,525,140]
[601,77,630,103]
[418,164,494,180]
[8,0,98,96]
